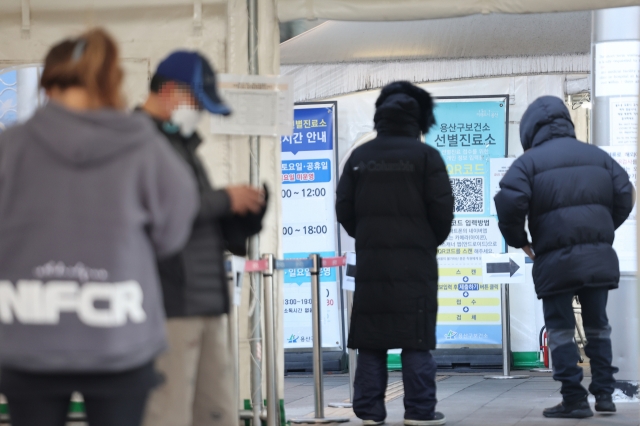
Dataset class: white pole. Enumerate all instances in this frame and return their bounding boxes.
[592,6,640,385]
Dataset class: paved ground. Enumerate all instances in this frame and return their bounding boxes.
[284,371,640,426]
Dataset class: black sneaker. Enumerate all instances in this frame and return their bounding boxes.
[595,394,616,413]
[404,412,446,425]
[543,399,593,418]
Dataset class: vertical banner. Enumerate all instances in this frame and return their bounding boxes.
[280,102,342,350]
[425,97,508,347]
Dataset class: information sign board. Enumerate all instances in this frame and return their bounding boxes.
[595,41,640,97]
[281,102,343,350]
[210,74,293,136]
[601,145,637,274]
[425,97,508,347]
[610,97,638,146]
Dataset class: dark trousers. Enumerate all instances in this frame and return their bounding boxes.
[353,349,437,421]
[5,393,149,426]
[543,287,618,403]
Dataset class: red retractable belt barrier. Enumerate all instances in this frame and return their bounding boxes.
[321,256,347,268]
[244,259,270,273]
[239,256,347,273]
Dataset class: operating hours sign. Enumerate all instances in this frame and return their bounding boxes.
[425,96,508,348]
[281,102,342,350]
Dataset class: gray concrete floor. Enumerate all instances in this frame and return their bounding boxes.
[285,371,640,425]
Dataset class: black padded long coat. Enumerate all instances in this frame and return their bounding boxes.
[336,93,454,350]
[494,96,634,299]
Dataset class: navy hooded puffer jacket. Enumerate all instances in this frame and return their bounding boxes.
[494,96,634,299]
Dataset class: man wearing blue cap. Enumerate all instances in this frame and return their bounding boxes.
[141,51,266,426]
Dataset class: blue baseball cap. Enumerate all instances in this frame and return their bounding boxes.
[155,51,231,116]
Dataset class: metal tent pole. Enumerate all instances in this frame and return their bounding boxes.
[247,0,263,425]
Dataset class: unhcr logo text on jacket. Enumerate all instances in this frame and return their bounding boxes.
[0,279,146,327]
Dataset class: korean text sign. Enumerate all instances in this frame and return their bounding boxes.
[425,97,508,347]
[280,103,342,350]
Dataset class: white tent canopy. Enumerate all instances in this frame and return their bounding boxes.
[278,0,640,22]
[0,0,226,12]
[281,12,592,101]
[281,12,591,65]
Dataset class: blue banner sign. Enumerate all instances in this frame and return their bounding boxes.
[426,97,508,348]
[280,103,342,350]
[282,252,337,285]
[281,107,334,154]
[425,100,507,217]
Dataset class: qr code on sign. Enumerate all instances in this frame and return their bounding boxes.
[450,177,484,214]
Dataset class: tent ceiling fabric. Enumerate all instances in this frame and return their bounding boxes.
[277,0,640,22]
[281,12,591,65]
[0,0,224,13]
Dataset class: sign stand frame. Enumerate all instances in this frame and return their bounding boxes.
[283,102,345,366]
[427,96,510,358]
[290,254,349,424]
[328,290,355,409]
[485,283,529,380]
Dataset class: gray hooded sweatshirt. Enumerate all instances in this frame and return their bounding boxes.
[0,102,198,373]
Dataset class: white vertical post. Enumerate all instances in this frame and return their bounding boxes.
[592,6,640,384]
[262,254,279,426]
[329,280,356,409]
[227,256,240,426]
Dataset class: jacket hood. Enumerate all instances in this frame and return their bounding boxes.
[520,96,575,150]
[375,81,434,135]
[374,93,423,138]
[28,102,155,166]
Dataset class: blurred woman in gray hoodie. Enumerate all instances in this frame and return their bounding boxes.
[0,29,198,426]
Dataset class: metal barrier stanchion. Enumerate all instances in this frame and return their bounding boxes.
[262,254,279,426]
[226,256,241,426]
[237,258,272,424]
[249,266,263,426]
[291,254,349,424]
[485,283,529,380]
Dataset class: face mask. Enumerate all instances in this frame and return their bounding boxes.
[170,104,203,138]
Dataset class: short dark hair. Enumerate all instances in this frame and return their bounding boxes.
[149,73,171,93]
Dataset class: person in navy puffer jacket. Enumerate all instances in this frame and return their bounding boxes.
[495,96,634,419]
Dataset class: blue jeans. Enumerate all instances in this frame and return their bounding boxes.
[353,349,438,421]
[543,287,618,403]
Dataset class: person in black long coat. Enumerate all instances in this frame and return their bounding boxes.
[336,81,454,426]
[495,96,634,419]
